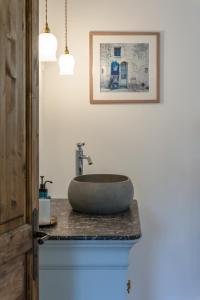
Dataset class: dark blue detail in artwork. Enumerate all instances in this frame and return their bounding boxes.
[110,61,119,89]
[111,61,119,75]
[114,47,121,57]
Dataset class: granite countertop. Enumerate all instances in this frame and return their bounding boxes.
[41,199,142,241]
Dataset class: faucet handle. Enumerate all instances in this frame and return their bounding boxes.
[77,142,85,149]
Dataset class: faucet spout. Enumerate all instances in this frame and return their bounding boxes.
[75,143,93,176]
[80,155,93,165]
[87,156,93,165]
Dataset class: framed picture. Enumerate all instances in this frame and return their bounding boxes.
[89,31,160,104]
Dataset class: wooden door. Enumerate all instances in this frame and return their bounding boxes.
[0,0,39,299]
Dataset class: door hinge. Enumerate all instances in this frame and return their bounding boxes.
[32,208,49,280]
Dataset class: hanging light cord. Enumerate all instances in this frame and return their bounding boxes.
[44,0,50,33]
[45,0,48,26]
[64,0,69,54]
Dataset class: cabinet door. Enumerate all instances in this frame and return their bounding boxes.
[40,269,127,300]
[39,240,134,300]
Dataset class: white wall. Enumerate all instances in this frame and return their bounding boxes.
[39,1,200,299]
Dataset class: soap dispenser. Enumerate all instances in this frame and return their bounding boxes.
[39,176,53,199]
[39,176,53,225]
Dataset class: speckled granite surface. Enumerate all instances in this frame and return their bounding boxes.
[40,199,141,241]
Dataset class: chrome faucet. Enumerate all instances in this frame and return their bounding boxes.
[76,142,93,176]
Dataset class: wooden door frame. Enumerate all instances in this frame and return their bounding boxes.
[26,0,39,298]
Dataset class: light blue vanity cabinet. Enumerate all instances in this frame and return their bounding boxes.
[39,199,141,300]
[39,240,138,300]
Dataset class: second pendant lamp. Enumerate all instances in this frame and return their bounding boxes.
[59,0,75,75]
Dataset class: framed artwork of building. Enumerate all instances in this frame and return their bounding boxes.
[89,31,160,104]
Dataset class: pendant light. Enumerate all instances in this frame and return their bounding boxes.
[59,0,75,75]
[39,0,58,62]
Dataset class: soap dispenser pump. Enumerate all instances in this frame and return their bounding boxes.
[39,176,53,199]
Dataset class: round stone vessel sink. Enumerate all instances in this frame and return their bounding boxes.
[68,174,134,214]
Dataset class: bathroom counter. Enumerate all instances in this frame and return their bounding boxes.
[40,199,141,240]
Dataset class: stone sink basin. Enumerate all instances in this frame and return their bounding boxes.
[68,174,134,214]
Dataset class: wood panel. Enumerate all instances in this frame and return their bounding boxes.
[0,0,26,226]
[0,256,26,300]
[0,224,32,265]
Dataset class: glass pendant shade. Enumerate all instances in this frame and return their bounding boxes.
[59,52,75,75]
[39,32,57,62]
[59,0,75,75]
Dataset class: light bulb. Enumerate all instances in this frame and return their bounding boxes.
[39,32,58,62]
[59,52,75,75]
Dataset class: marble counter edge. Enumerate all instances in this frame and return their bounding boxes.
[40,199,142,241]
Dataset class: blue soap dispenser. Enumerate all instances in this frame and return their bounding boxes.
[39,176,53,199]
[39,176,53,225]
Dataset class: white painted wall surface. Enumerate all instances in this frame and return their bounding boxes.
[39,1,200,299]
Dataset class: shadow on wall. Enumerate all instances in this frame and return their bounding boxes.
[128,208,162,300]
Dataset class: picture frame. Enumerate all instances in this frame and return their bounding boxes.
[89,31,160,104]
